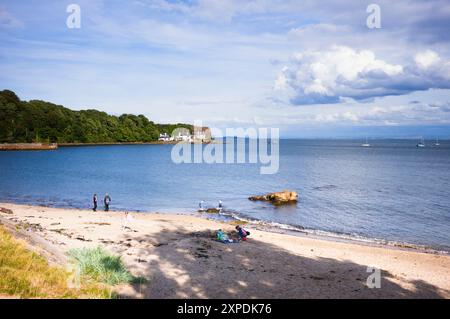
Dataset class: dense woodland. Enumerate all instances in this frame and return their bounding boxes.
[0,90,192,143]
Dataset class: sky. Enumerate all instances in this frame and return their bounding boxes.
[1,0,450,138]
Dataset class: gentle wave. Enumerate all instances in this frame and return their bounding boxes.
[215,209,449,255]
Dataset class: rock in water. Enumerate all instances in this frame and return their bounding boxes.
[205,208,221,213]
[249,190,298,205]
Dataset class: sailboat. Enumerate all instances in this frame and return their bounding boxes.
[361,137,370,147]
[416,137,425,148]
[435,137,440,146]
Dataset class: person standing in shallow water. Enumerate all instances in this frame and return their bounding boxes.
[92,194,98,212]
[104,193,111,211]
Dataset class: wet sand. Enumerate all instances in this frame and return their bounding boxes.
[1,202,449,298]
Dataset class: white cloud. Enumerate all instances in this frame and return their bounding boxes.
[427,101,450,112]
[414,50,440,69]
[274,46,450,105]
[2,0,450,134]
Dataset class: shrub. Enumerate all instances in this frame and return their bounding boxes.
[68,247,136,285]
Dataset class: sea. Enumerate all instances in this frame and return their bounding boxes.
[1,139,449,252]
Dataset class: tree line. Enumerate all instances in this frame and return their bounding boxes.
[0,90,192,144]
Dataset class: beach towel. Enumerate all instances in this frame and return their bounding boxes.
[216,230,235,243]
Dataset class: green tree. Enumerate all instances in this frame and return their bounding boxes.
[0,90,193,144]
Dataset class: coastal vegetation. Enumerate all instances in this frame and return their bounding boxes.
[68,247,139,286]
[0,89,192,144]
[0,225,111,298]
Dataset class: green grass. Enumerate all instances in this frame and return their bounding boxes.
[68,247,137,285]
[0,225,111,298]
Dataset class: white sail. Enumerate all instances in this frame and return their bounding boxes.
[361,137,370,147]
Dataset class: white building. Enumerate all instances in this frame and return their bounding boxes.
[172,128,192,142]
[158,133,171,142]
[193,127,211,143]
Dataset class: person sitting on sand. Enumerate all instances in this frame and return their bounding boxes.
[216,229,234,243]
[235,225,250,241]
[92,194,98,212]
[104,193,111,211]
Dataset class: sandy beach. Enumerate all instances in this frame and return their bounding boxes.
[1,202,449,299]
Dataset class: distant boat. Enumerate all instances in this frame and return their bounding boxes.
[416,137,425,148]
[361,137,370,147]
[435,138,440,146]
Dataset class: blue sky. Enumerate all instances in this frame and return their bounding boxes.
[1,0,450,137]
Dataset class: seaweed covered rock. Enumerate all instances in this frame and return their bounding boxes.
[249,190,298,205]
[205,208,221,213]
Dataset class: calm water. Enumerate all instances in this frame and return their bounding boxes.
[1,139,449,251]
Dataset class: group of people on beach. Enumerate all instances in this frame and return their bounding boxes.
[198,200,251,243]
[198,200,223,211]
[91,194,250,242]
[92,194,133,230]
[216,225,250,243]
[92,193,111,212]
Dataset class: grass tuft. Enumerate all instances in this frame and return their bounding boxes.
[68,247,136,285]
[0,225,111,298]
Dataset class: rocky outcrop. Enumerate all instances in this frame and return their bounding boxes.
[249,190,298,205]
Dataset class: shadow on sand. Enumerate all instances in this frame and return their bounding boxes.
[117,225,447,299]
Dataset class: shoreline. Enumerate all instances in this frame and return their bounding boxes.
[1,202,449,298]
[59,140,220,146]
[0,143,58,151]
[243,221,449,256]
[1,198,446,256]
[0,141,218,151]
[59,141,180,146]
[213,208,449,256]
